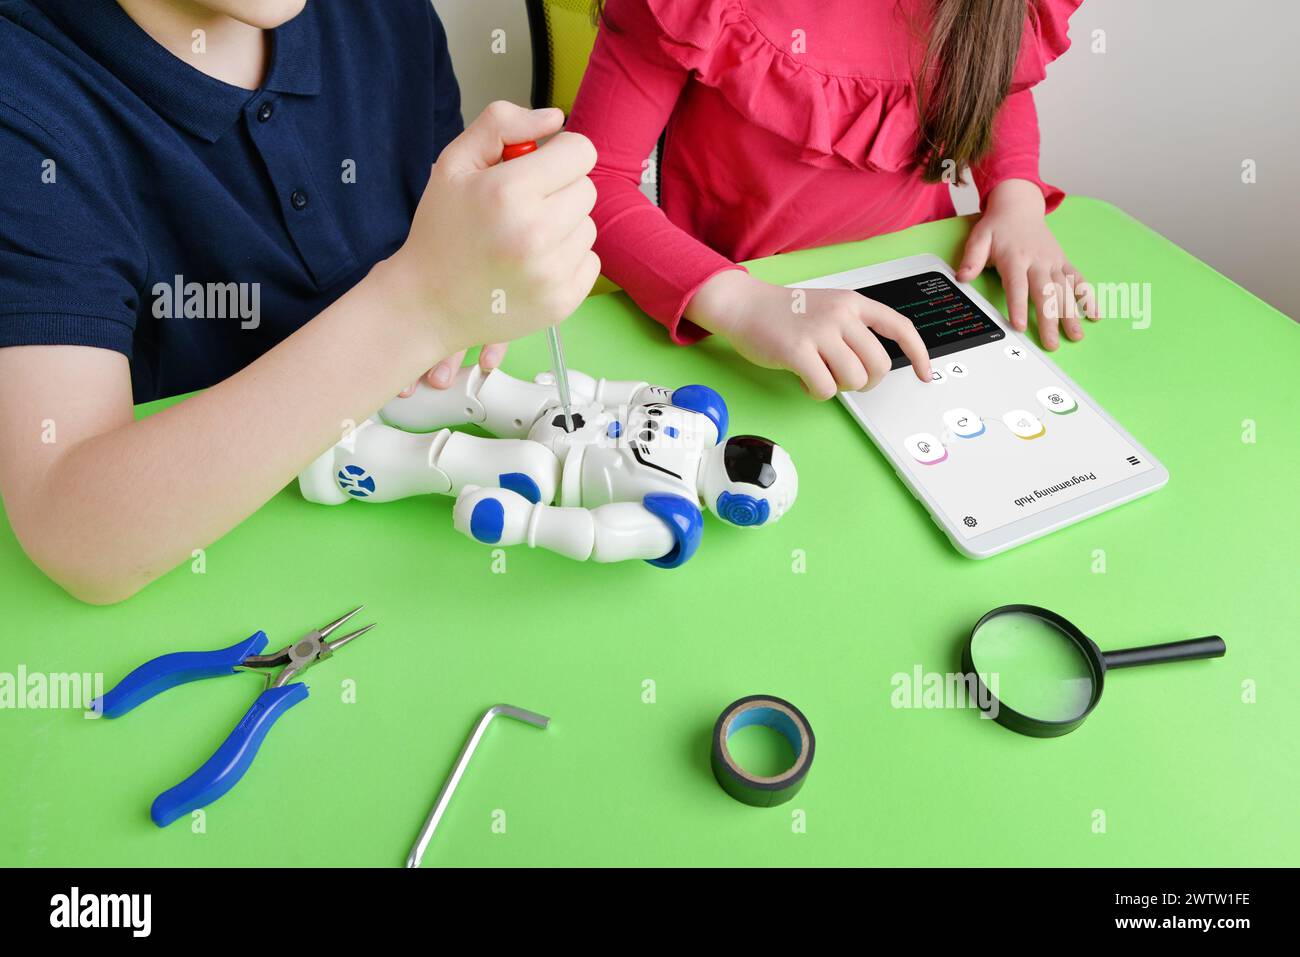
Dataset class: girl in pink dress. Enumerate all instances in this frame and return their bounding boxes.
[569,0,1092,399]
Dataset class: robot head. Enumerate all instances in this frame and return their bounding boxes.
[699,435,798,528]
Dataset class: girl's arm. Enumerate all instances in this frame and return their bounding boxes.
[568,0,930,398]
[567,0,740,344]
[0,104,600,604]
[956,90,1097,349]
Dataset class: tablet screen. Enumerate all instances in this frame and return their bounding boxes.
[858,272,1005,368]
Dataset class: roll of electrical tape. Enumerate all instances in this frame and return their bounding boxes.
[710,695,814,807]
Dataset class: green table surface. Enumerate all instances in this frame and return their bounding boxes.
[2,197,1297,867]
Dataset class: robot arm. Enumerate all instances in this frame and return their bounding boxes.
[532,372,677,412]
[378,366,568,439]
[378,365,679,439]
[453,486,704,567]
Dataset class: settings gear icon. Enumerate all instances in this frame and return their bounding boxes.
[962,515,978,528]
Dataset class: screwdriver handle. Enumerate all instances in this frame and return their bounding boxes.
[501,140,537,162]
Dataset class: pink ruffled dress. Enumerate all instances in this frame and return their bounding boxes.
[568,0,1081,343]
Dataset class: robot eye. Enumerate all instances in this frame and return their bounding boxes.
[723,435,776,488]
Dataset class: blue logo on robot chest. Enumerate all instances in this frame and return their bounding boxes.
[337,464,376,497]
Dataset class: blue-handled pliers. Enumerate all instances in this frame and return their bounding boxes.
[92,606,376,827]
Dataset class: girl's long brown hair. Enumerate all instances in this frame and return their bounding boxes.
[589,1,1028,183]
[913,0,1028,183]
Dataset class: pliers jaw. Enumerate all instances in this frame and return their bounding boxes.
[238,606,376,689]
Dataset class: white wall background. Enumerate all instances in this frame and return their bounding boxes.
[433,0,531,119]
[433,0,1298,319]
[1029,0,1299,319]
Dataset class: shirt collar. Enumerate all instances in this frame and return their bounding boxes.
[263,6,321,98]
[33,0,320,143]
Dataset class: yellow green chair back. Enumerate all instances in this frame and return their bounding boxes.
[525,0,601,116]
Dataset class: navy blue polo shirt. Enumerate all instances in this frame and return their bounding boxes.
[0,0,463,401]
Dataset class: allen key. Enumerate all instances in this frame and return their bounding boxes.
[405,704,550,869]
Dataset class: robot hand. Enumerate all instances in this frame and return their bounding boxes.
[532,370,666,411]
[453,486,697,565]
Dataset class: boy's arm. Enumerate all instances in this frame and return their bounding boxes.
[0,262,426,604]
[0,103,600,604]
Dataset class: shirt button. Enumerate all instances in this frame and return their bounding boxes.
[256,101,274,123]
[290,190,309,211]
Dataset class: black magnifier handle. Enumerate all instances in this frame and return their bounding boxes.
[1102,636,1226,670]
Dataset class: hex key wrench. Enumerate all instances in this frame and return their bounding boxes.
[406,704,550,868]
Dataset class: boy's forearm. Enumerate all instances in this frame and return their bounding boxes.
[24,257,442,603]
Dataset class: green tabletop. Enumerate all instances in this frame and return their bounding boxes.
[2,197,1296,867]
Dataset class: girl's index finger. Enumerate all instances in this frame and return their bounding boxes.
[859,300,932,382]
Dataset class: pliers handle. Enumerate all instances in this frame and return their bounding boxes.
[151,684,308,827]
[94,631,270,718]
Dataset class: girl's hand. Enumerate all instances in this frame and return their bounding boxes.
[686,271,932,400]
[398,343,509,397]
[957,178,1096,350]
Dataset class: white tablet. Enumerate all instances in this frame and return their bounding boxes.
[795,254,1168,557]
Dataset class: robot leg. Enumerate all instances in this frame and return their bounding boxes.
[300,418,562,506]
[433,433,561,504]
[298,417,454,504]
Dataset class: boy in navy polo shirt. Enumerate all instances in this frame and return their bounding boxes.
[0,0,600,602]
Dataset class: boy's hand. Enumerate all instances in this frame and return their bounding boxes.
[957,178,1097,350]
[387,101,600,366]
[686,271,932,400]
[397,342,508,398]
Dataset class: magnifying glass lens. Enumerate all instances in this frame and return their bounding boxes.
[970,611,1095,723]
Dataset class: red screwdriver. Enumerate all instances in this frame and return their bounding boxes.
[502,140,577,432]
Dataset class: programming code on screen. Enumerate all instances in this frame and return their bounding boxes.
[857,272,1005,367]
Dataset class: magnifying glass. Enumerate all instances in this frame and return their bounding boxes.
[962,604,1226,737]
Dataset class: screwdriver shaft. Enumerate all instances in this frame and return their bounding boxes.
[546,326,575,432]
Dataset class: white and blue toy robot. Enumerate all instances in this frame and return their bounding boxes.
[298,366,797,568]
